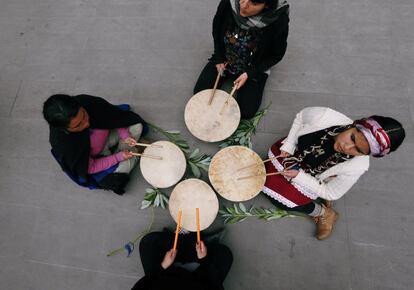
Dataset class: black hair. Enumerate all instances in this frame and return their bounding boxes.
[42,94,81,129]
[251,0,278,9]
[370,115,406,152]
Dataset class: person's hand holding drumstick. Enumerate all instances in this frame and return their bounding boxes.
[196,241,208,259]
[215,63,226,75]
[161,249,177,269]
[233,72,248,89]
[278,150,300,178]
[121,150,135,160]
[123,136,138,147]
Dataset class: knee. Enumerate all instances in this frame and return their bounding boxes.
[211,244,233,266]
[221,245,233,265]
[129,123,143,138]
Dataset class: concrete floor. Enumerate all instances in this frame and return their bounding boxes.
[1,0,413,289]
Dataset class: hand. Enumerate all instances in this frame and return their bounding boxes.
[280,150,290,158]
[122,150,134,160]
[280,169,299,178]
[196,241,207,259]
[216,63,226,75]
[123,137,137,147]
[161,249,177,269]
[234,72,248,89]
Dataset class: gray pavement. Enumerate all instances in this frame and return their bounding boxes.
[0,0,413,289]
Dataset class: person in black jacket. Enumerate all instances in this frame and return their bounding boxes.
[131,232,233,290]
[194,0,289,119]
[43,94,146,195]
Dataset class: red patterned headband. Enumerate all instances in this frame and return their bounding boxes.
[355,118,391,157]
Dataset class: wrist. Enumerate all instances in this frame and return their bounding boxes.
[115,152,125,162]
[161,262,168,270]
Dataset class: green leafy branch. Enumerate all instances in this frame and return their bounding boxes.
[219,103,271,149]
[141,187,169,209]
[147,123,211,178]
[219,202,297,224]
[187,148,211,178]
[147,123,191,154]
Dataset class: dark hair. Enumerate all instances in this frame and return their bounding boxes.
[370,115,405,152]
[42,94,81,129]
[251,0,278,9]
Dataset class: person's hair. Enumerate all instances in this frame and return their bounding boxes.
[42,94,81,129]
[370,115,405,152]
[251,0,278,9]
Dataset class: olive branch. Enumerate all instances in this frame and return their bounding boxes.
[219,202,297,224]
[219,103,271,149]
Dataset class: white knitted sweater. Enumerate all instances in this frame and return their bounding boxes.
[280,107,370,201]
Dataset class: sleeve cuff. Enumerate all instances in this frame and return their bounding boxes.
[280,142,296,155]
[115,152,124,162]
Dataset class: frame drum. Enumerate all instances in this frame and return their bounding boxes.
[209,146,266,202]
[140,141,186,188]
[169,179,219,232]
[184,89,240,142]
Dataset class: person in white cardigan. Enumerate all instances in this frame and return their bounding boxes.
[262,107,405,240]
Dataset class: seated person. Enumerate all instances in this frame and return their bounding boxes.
[194,0,289,119]
[132,231,233,290]
[262,107,405,240]
[43,94,146,195]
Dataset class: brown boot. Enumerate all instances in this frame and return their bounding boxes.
[313,206,338,240]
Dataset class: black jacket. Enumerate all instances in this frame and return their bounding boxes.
[49,95,144,193]
[210,0,289,79]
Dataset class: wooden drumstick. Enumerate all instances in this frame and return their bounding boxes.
[237,164,297,180]
[173,210,182,251]
[196,208,201,243]
[123,140,163,148]
[129,152,163,160]
[237,154,282,172]
[208,72,221,105]
[219,86,238,115]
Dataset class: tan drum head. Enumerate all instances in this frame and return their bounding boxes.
[169,179,219,232]
[140,141,186,188]
[184,89,240,142]
[209,146,265,202]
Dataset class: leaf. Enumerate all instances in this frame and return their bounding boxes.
[239,202,247,212]
[233,203,240,214]
[189,148,200,159]
[188,162,201,178]
[141,200,151,209]
[239,136,246,145]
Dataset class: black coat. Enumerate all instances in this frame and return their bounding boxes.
[210,0,289,79]
[49,95,144,192]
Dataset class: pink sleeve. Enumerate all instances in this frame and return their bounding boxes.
[117,127,130,140]
[88,152,124,174]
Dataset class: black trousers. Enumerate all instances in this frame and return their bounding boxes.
[194,61,268,119]
[139,232,233,288]
[265,194,316,215]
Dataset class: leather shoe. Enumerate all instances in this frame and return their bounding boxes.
[313,206,338,240]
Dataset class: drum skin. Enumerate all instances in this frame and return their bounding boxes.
[209,146,266,202]
[184,89,240,142]
[140,141,186,188]
[169,179,219,232]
